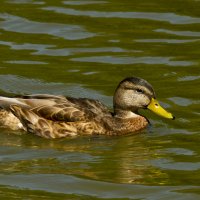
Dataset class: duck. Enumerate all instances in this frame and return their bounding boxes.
[0,77,174,138]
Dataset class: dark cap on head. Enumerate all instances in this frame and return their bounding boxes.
[119,77,155,95]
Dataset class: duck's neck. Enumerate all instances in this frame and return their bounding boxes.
[108,108,148,135]
[113,108,139,118]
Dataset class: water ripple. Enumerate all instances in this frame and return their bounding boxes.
[0,75,112,105]
[0,174,199,199]
[32,47,127,56]
[0,13,95,40]
[178,75,200,81]
[152,158,200,171]
[7,0,45,4]
[63,0,107,5]
[155,29,200,37]
[71,55,195,66]
[0,40,126,56]
[0,41,54,51]
[42,7,200,25]
[0,146,98,163]
[4,60,47,65]
[135,39,200,44]
[168,97,199,106]
[165,148,195,156]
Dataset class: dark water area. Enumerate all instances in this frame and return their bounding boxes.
[0,0,199,199]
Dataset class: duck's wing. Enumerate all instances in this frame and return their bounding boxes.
[30,102,86,122]
[21,94,66,100]
[65,97,111,117]
[0,94,111,138]
[1,94,111,118]
[22,94,110,114]
[3,94,111,123]
[30,97,111,122]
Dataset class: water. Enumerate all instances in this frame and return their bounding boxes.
[0,0,199,199]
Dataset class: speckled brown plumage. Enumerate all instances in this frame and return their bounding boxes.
[0,77,172,138]
[0,109,22,130]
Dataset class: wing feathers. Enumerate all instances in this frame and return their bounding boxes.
[31,105,85,122]
[1,95,111,137]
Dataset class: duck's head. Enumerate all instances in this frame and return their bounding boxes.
[113,77,174,119]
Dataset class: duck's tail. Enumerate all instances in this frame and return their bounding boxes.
[0,96,27,110]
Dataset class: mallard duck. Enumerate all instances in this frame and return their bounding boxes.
[0,77,174,138]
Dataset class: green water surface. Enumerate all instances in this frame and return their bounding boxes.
[0,0,200,199]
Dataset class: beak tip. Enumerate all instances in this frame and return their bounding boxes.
[172,116,175,120]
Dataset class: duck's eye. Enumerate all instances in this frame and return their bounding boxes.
[136,89,144,94]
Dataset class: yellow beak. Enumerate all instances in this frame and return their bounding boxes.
[147,98,174,119]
